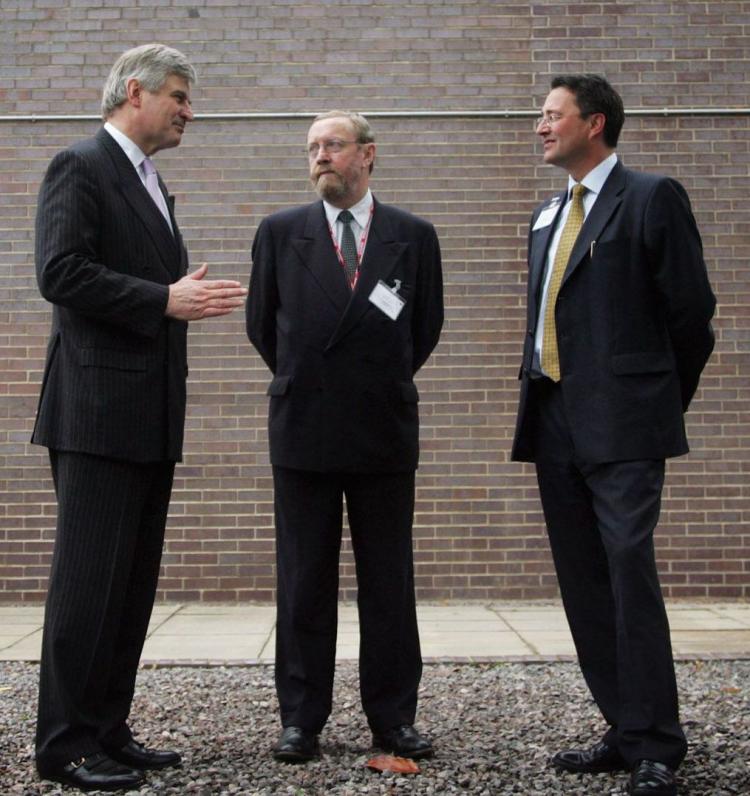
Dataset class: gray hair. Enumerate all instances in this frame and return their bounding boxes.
[312,110,375,144]
[101,43,197,119]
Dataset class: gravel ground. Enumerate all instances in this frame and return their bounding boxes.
[1,660,749,795]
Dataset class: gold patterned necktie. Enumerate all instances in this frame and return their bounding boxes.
[541,183,587,381]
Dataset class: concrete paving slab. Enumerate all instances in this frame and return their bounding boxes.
[665,609,748,631]
[0,629,42,661]
[149,615,274,636]
[671,630,750,655]
[420,630,533,657]
[712,605,750,626]
[0,609,44,624]
[0,625,42,638]
[517,630,577,656]
[141,633,270,662]
[2,601,749,662]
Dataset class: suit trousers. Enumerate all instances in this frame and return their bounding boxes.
[528,378,687,769]
[35,450,175,771]
[272,465,422,734]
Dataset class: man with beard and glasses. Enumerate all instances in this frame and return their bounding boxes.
[246,110,443,763]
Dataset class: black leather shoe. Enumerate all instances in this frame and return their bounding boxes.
[372,724,433,759]
[106,738,181,770]
[552,741,627,773]
[273,726,320,762]
[38,752,145,792]
[628,760,677,795]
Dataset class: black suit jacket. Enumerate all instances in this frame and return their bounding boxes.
[512,160,716,464]
[246,198,443,473]
[32,128,189,463]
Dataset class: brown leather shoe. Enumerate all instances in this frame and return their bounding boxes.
[552,740,627,773]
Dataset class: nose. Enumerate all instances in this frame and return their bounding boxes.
[181,103,194,121]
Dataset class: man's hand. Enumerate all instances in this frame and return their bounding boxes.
[166,263,247,320]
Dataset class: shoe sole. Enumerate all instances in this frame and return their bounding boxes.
[372,744,434,760]
[40,774,145,793]
[110,758,181,770]
[273,751,318,763]
[552,758,627,774]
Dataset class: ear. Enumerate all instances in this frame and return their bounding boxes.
[588,112,606,140]
[126,78,143,108]
[362,142,376,167]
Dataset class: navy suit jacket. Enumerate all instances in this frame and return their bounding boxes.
[246,198,443,473]
[512,160,716,464]
[32,128,189,462]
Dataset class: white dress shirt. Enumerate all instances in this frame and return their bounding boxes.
[323,189,374,260]
[534,153,619,371]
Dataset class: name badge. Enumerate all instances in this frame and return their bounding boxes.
[369,280,405,320]
[532,205,559,230]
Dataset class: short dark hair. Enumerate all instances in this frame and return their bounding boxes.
[550,74,625,148]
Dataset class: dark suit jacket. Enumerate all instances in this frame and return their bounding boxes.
[246,197,443,473]
[32,128,189,463]
[512,160,716,464]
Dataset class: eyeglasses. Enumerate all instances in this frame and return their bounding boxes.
[535,112,566,129]
[306,139,359,158]
[535,112,585,130]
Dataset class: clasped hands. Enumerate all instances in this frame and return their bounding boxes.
[166,263,247,321]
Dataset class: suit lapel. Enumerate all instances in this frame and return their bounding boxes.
[326,199,407,350]
[561,160,626,287]
[97,129,180,278]
[529,192,566,307]
[291,202,351,313]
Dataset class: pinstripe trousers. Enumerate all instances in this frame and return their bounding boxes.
[35,450,175,771]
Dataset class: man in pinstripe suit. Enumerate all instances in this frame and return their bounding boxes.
[31,44,246,792]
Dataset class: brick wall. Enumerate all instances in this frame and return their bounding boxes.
[1,0,748,602]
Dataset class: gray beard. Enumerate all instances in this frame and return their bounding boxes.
[314,175,349,204]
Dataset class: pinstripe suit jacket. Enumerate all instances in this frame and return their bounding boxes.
[32,128,189,462]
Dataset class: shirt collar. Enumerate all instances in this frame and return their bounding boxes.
[567,152,618,199]
[104,121,148,173]
[323,189,373,229]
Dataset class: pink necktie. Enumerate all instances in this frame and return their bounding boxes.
[141,157,173,233]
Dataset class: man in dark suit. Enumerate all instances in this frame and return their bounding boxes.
[246,110,443,763]
[512,75,715,796]
[32,44,246,792]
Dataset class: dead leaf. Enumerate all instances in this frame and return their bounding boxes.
[366,754,420,774]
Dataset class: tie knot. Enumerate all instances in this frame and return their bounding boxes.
[142,157,156,176]
[337,209,354,224]
[571,183,587,201]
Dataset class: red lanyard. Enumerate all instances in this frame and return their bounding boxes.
[327,204,375,289]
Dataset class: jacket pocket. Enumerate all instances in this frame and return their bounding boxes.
[78,348,147,371]
[399,381,420,403]
[266,375,291,396]
[611,352,674,375]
